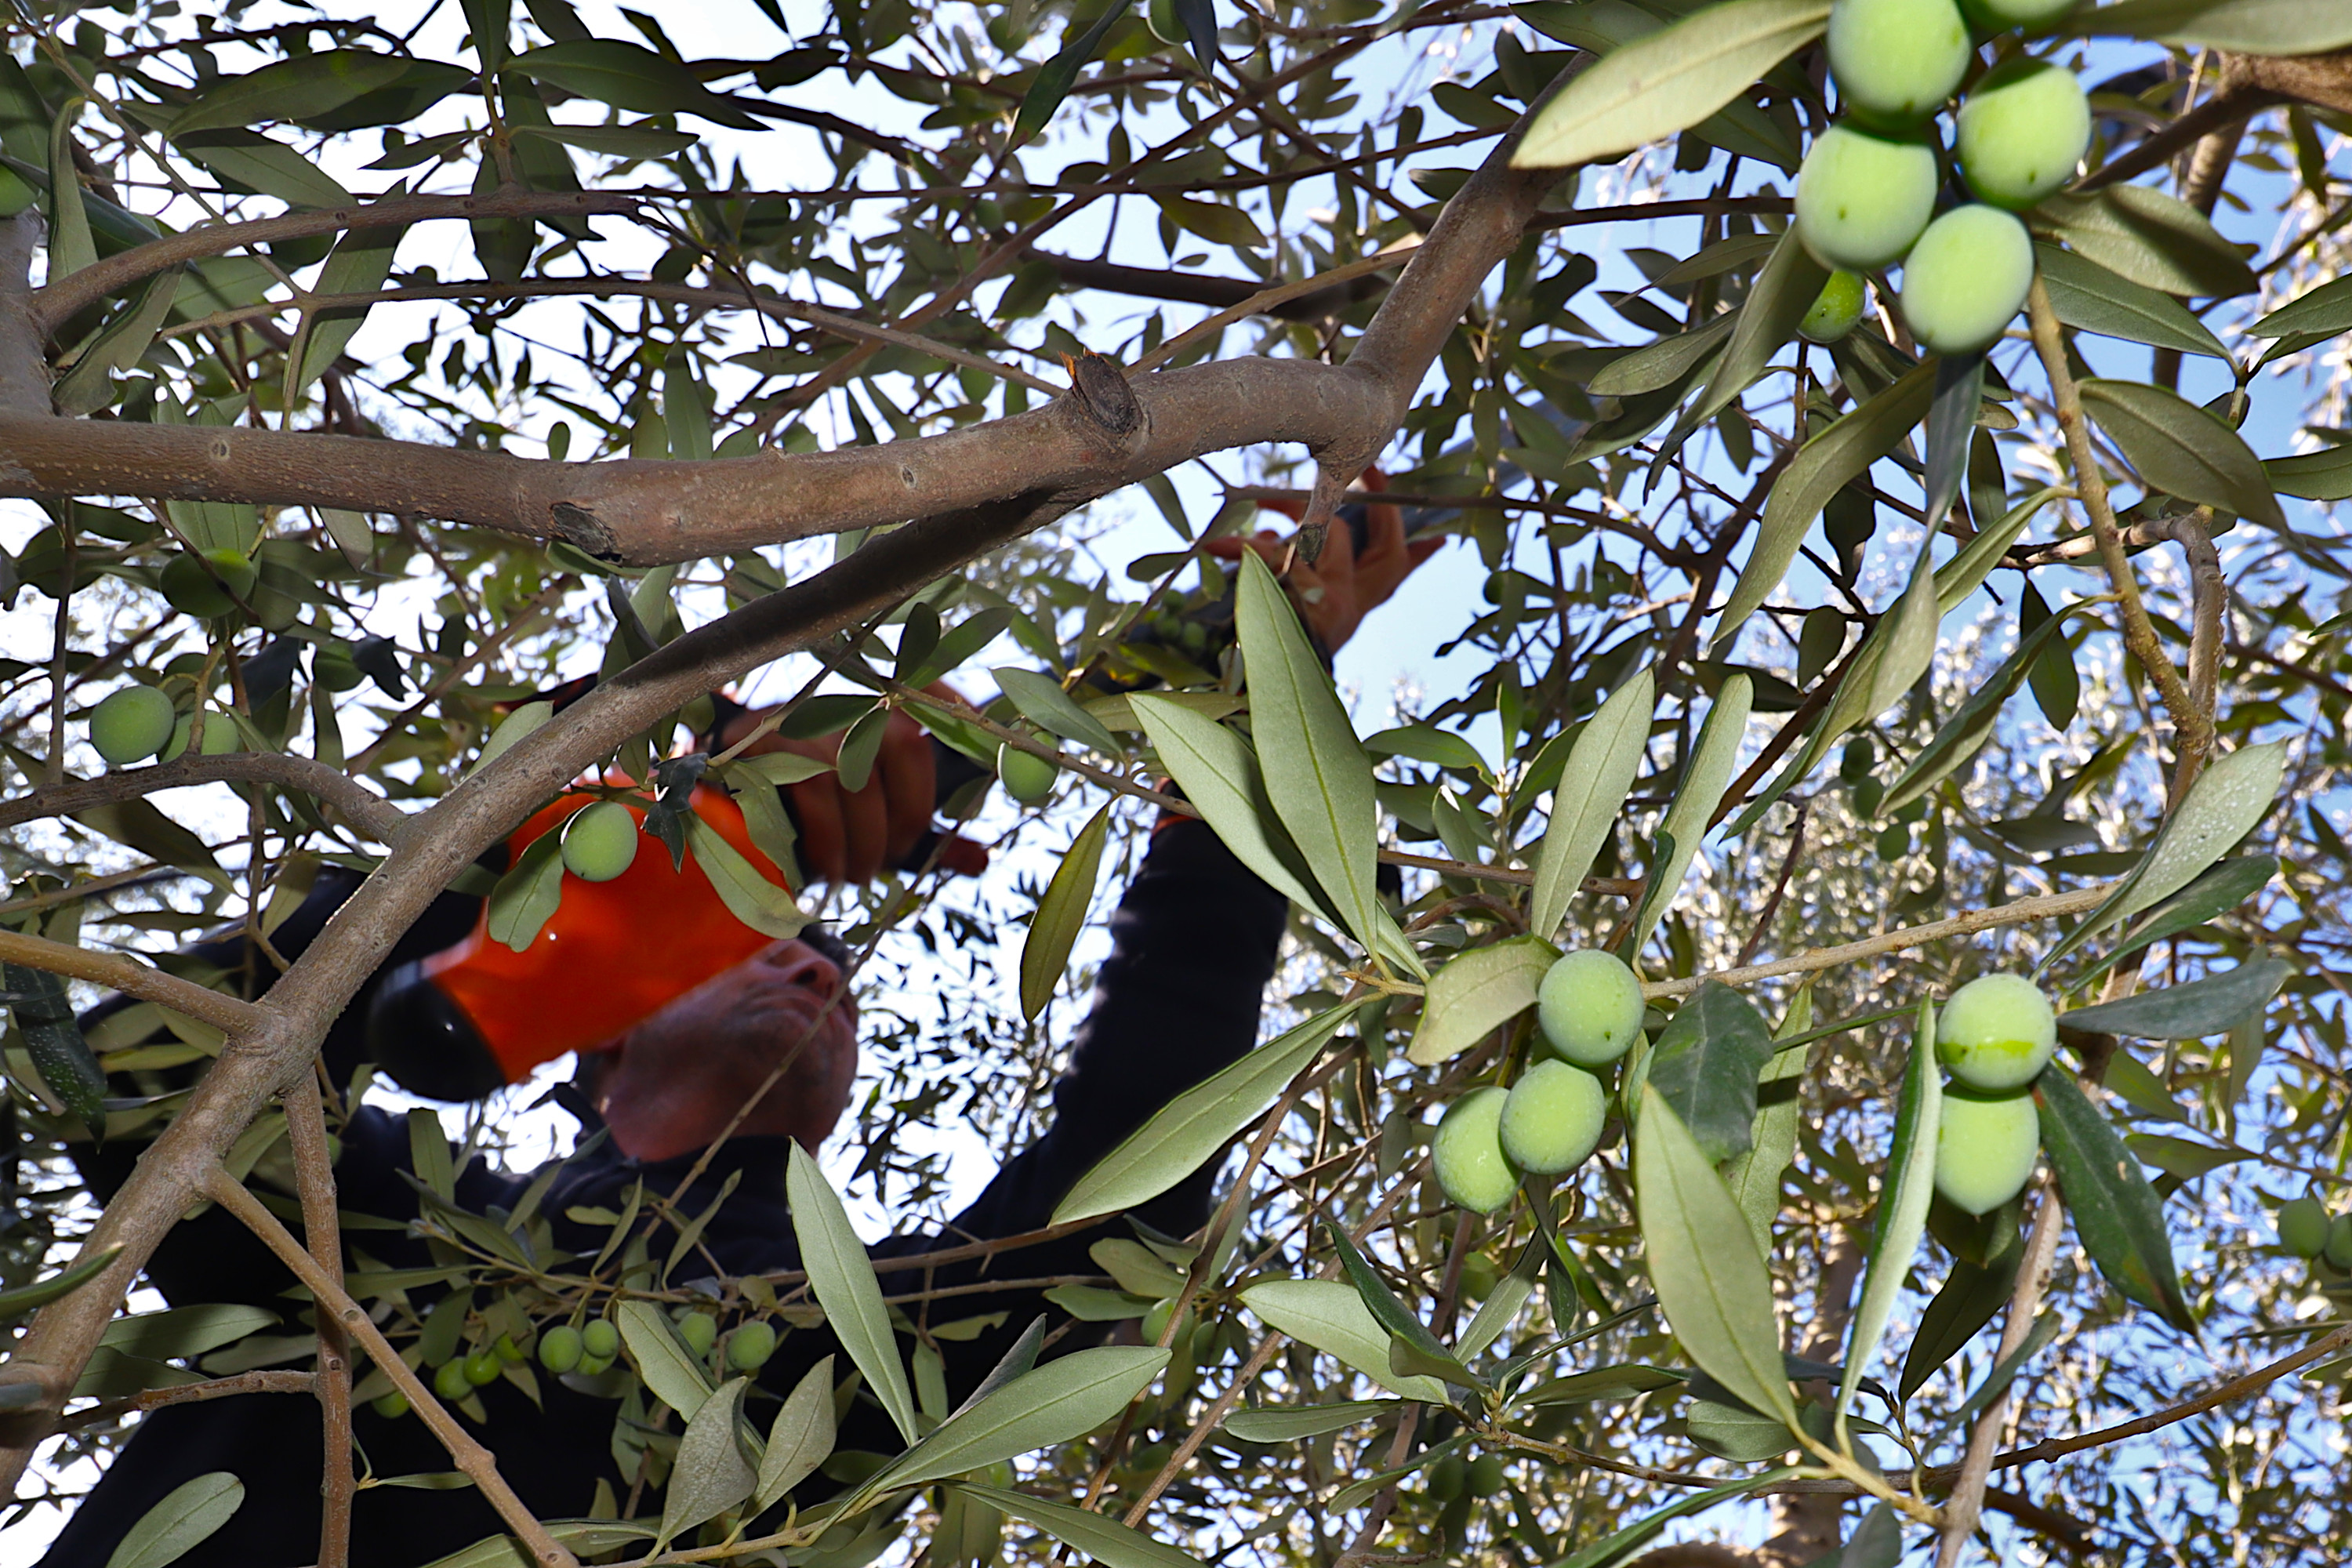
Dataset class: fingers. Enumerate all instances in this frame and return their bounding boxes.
[787,777,848,886]
[839,774,890,884]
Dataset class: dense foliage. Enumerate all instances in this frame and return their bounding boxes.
[2,0,2352,1565]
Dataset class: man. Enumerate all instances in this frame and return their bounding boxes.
[34,500,1434,1568]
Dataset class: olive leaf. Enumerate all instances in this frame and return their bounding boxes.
[1054,998,1364,1224]
[1665,228,1830,456]
[1634,1086,1796,1426]
[4,959,109,1140]
[2077,855,2276,986]
[2069,0,2352,53]
[1529,666,1656,942]
[2035,1072,2195,1332]
[1722,984,1813,1254]
[1131,692,1337,923]
[1642,982,1774,1163]
[1512,0,1829,169]
[289,216,409,405]
[952,1481,1215,1568]
[2036,245,2229,359]
[681,814,808,940]
[1900,1246,2022,1399]
[855,1345,1171,1502]
[2057,958,2289,1040]
[1238,1279,1446,1400]
[1555,1467,1798,1568]
[1715,359,1937,646]
[1321,1214,1481,1388]
[1838,1000,1941,1425]
[615,1300,714,1420]
[1881,604,2086,815]
[1221,1400,1398,1442]
[506,40,763,128]
[993,666,1124,757]
[1020,802,1111,1020]
[786,1143,919,1444]
[2077,379,2285,528]
[105,1472,245,1568]
[1013,0,1135,145]
[0,1245,123,1326]
[1406,935,1559,1068]
[2040,186,2256,299]
[53,264,184,417]
[1626,672,1751,953]
[655,1377,757,1552]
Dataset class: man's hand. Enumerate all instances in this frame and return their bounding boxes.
[717,691,988,886]
[1206,469,1444,654]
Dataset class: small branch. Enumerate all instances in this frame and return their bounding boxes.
[1134,245,1419,372]
[196,1165,578,1568]
[0,208,49,414]
[55,1369,314,1430]
[284,1086,354,1568]
[0,753,408,844]
[0,927,260,1034]
[2136,509,2227,793]
[1934,1180,2065,1568]
[2024,277,2208,796]
[1643,883,2117,1001]
[2074,86,2278,194]
[31,190,641,335]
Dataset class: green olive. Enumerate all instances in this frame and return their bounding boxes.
[1827,0,1971,129]
[158,548,258,619]
[313,641,365,693]
[2328,1214,2352,1272]
[1457,1253,1499,1301]
[370,1389,411,1420]
[196,712,241,756]
[463,1349,502,1386]
[1127,1441,1174,1476]
[433,1357,473,1402]
[1795,123,1940,273]
[1935,971,2056,1091]
[676,1311,718,1357]
[1798,270,1869,344]
[1142,1297,1192,1345]
[728,1319,779,1372]
[1499,1059,1606,1175]
[1465,1453,1505,1497]
[1958,0,2079,29]
[1537,949,1646,1066]
[494,1333,527,1363]
[581,1318,621,1360]
[2278,1196,2329,1259]
[999,740,1060,803]
[1432,1087,1516,1214]
[538,1323,584,1374]
[577,1352,615,1377]
[1426,1454,1466,1501]
[1933,1085,2041,1215]
[89,684,177,768]
[1957,60,2091,210]
[1146,0,1187,47]
[1900,204,2035,355]
[561,800,641,882]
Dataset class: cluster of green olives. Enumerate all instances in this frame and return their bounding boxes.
[1933,973,2058,1215]
[85,682,248,768]
[2276,1193,2352,1277]
[1794,0,2091,355]
[1432,949,1644,1212]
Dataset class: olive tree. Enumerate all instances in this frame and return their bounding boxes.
[2,0,2351,1564]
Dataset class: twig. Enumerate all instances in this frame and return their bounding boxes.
[0,753,407,844]
[53,1368,314,1430]
[1933,1180,2063,1568]
[2136,509,2227,793]
[0,927,260,1034]
[1642,883,2117,1000]
[196,1165,579,1568]
[1735,801,1807,969]
[2024,277,2208,798]
[284,1084,354,1568]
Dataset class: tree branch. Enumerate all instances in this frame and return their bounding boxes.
[0,926,260,1033]
[285,1086,354,1568]
[0,752,408,844]
[194,1165,578,1568]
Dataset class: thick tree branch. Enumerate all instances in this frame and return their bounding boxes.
[0,209,48,416]
[0,927,260,1033]
[0,752,408,844]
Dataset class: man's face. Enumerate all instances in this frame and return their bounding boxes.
[594,936,861,1158]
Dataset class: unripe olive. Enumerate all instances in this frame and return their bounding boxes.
[370,1389,410,1420]
[999,740,1060,802]
[1827,0,1971,129]
[433,1358,473,1402]
[1934,1085,2041,1215]
[1146,0,1187,47]
[2328,1214,2352,1272]
[577,1353,615,1377]
[1426,1454,1467,1501]
[1432,1088,1516,1214]
[196,713,241,757]
[158,548,258,619]
[1457,1253,1500,1301]
[1900,204,2034,356]
[581,1318,620,1360]
[1798,270,1868,344]
[561,800,641,882]
[1958,0,2078,29]
[675,1311,718,1357]
[463,1349,502,1386]
[1465,1453,1505,1497]
[1795,123,1940,273]
[1498,1060,1606,1175]
[1537,949,1646,1066]
[1127,1441,1174,1475]
[160,712,194,763]
[728,1319,779,1372]
[89,684,176,768]
[1142,1297,1192,1345]
[538,1323,584,1374]
[2278,1196,2328,1258]
[313,641,365,693]
[1936,972,2057,1091]
[494,1334,527,1364]
[1957,60,2091,210]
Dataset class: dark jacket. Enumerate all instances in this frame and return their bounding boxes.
[38,819,1286,1568]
